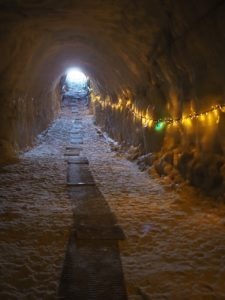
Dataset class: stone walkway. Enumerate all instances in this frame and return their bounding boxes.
[1,100,225,299]
[59,102,127,299]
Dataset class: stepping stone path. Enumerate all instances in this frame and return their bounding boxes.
[59,99,127,300]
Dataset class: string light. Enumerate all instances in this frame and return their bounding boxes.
[155,121,166,131]
[91,94,225,131]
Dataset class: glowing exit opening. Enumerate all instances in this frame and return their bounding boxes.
[61,67,91,103]
[66,68,87,85]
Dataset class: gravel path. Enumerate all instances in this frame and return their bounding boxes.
[1,103,225,299]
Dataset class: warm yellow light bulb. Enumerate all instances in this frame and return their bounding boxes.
[200,114,206,122]
[182,118,192,127]
[126,100,131,107]
[148,120,153,127]
[220,106,225,113]
[213,109,219,116]
[207,112,214,125]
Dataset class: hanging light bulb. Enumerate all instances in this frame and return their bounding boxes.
[155,121,166,131]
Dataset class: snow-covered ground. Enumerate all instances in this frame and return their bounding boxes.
[1,103,225,299]
[0,109,73,299]
[82,111,225,299]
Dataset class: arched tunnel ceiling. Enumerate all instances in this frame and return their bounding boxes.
[1,0,159,95]
[1,0,224,95]
[1,0,224,99]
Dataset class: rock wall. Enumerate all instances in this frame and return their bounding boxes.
[91,0,225,197]
[0,17,60,164]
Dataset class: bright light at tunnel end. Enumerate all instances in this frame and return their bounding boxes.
[66,68,87,84]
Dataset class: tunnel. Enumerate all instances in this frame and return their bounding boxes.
[0,0,225,299]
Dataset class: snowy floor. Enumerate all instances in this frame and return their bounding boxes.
[1,103,225,299]
[0,109,73,299]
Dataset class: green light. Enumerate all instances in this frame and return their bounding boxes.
[155,121,166,131]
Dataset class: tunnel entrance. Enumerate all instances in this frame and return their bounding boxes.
[61,68,90,104]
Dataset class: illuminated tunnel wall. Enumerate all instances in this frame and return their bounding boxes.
[0,0,225,196]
